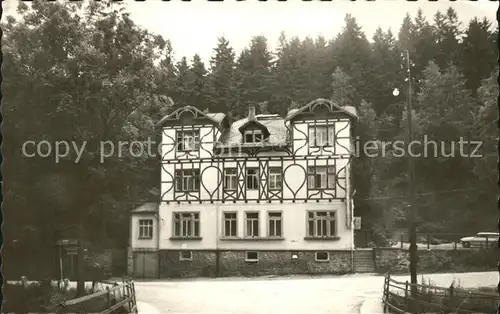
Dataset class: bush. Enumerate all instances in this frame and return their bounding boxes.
[4,280,74,313]
[3,281,99,314]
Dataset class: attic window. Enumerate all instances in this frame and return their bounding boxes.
[244,130,262,143]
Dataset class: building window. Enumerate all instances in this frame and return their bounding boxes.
[173,212,200,238]
[246,168,259,190]
[307,166,335,189]
[245,251,259,262]
[309,125,334,147]
[307,211,336,237]
[268,167,282,190]
[175,169,200,192]
[138,219,153,239]
[176,130,200,151]
[245,212,260,237]
[268,212,282,237]
[223,212,237,237]
[315,251,330,262]
[179,251,193,261]
[224,168,238,191]
[244,130,262,143]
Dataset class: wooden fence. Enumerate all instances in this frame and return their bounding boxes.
[55,280,138,314]
[392,232,497,251]
[382,273,499,313]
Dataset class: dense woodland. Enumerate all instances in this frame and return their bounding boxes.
[3,1,498,250]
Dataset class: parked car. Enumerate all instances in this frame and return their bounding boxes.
[460,232,499,248]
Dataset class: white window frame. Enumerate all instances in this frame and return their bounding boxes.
[223,212,238,237]
[224,168,238,191]
[173,212,200,238]
[138,219,153,239]
[244,130,263,143]
[246,168,259,190]
[309,125,335,147]
[267,212,283,237]
[245,251,259,262]
[175,169,200,192]
[307,166,335,189]
[315,251,330,262]
[307,211,337,238]
[179,251,193,261]
[268,168,282,190]
[176,130,200,151]
[245,212,260,237]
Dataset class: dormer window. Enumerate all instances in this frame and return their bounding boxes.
[244,130,263,143]
[177,130,200,151]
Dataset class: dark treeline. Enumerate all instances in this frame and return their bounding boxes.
[3,1,497,249]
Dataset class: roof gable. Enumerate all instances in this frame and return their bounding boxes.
[155,106,228,129]
[285,98,357,121]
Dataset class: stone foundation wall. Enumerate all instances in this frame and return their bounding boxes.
[160,251,217,278]
[374,248,497,273]
[158,250,353,278]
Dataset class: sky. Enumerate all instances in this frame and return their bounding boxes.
[2,0,498,64]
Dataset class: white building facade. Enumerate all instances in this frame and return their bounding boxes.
[129,99,358,278]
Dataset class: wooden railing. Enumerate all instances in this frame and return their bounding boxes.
[382,273,498,313]
[55,281,138,314]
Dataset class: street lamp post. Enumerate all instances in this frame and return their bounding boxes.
[393,48,418,312]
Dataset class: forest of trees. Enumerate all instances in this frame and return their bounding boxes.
[3,1,498,250]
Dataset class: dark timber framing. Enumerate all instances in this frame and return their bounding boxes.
[158,99,356,204]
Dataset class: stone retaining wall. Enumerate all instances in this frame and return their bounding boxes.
[374,247,497,273]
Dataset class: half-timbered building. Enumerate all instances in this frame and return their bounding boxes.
[129,98,359,278]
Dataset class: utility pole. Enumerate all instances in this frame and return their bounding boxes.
[405,48,418,310]
[393,48,418,313]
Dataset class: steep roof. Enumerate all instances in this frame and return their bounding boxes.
[217,115,288,147]
[205,113,227,124]
[131,202,159,214]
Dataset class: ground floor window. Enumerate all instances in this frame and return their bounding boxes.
[245,212,260,237]
[173,212,200,238]
[138,219,153,239]
[223,212,237,237]
[268,212,282,237]
[307,211,336,237]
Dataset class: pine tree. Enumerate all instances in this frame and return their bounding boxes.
[433,7,463,69]
[398,13,414,51]
[461,17,497,95]
[173,56,190,108]
[207,36,236,113]
[408,9,438,84]
[233,35,273,117]
[187,54,208,110]
[371,27,404,115]
[331,67,354,107]
[330,14,373,106]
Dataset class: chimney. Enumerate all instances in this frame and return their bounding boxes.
[248,105,256,120]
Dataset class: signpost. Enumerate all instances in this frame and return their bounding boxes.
[57,239,79,282]
[354,217,362,230]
